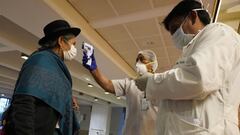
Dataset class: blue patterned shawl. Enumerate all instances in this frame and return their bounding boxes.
[14,49,79,135]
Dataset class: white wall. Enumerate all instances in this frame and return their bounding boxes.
[89,104,112,135]
[78,105,125,135]
[79,105,92,131]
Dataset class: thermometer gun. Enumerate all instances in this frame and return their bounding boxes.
[82,42,94,66]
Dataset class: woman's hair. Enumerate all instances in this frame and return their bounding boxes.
[163,0,211,31]
[38,33,75,51]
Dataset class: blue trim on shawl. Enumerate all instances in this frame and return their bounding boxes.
[14,50,78,135]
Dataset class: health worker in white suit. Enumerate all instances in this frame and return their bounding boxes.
[82,49,158,135]
[135,0,240,135]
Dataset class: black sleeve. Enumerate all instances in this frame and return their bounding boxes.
[5,94,36,135]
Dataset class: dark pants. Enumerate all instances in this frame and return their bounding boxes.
[3,94,59,135]
[54,129,61,135]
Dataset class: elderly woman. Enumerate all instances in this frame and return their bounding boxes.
[3,20,81,135]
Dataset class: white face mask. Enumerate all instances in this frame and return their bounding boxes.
[63,45,77,60]
[172,8,208,49]
[136,62,148,76]
[172,24,195,50]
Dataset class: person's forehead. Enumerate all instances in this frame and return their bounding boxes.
[136,53,144,59]
[136,54,144,61]
[136,53,151,62]
[68,36,77,42]
[64,36,77,46]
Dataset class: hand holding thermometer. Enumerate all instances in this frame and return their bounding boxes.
[82,42,94,66]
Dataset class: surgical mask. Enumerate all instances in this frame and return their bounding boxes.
[171,8,207,50]
[172,23,195,49]
[63,44,77,60]
[136,62,148,76]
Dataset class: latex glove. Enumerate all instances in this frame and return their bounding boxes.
[135,73,152,91]
[82,50,97,71]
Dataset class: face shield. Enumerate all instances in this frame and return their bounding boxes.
[137,50,158,73]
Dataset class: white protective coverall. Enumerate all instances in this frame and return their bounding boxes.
[145,23,240,135]
[112,79,157,135]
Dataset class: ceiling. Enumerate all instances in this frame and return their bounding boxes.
[0,0,239,107]
[219,0,240,31]
[68,0,217,72]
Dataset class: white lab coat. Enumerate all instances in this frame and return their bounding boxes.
[145,23,240,135]
[112,79,157,135]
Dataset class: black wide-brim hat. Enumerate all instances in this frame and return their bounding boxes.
[38,20,81,45]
